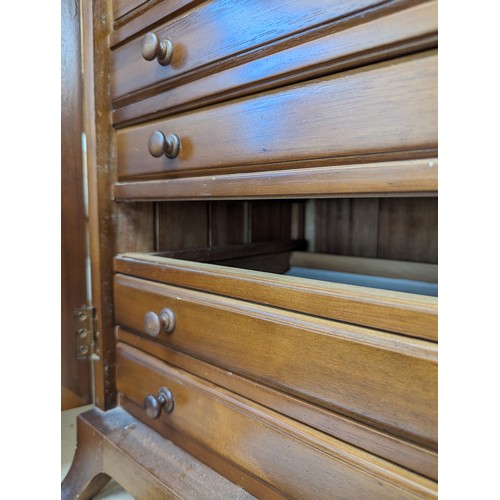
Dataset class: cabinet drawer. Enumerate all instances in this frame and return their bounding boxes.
[117,343,437,499]
[113,0,149,22]
[111,0,389,101]
[114,273,438,447]
[113,1,437,125]
[117,53,437,180]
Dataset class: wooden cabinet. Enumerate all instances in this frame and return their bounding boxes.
[62,0,438,498]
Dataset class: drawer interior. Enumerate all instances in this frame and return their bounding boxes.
[150,196,438,297]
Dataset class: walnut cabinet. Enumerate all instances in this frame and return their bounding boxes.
[62,0,438,498]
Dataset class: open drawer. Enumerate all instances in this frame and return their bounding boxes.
[113,200,438,481]
[113,240,438,442]
[114,241,438,341]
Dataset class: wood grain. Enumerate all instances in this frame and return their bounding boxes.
[308,196,438,264]
[111,0,393,99]
[250,201,292,242]
[61,0,92,409]
[117,53,437,180]
[378,197,438,263]
[114,274,438,446]
[113,158,438,200]
[61,386,88,411]
[209,201,249,246]
[62,406,253,499]
[116,344,437,498]
[156,202,209,250]
[117,327,438,479]
[114,253,438,340]
[113,0,208,44]
[81,0,157,409]
[309,199,380,256]
[113,1,438,125]
[113,0,149,22]
[121,396,290,499]
[61,409,112,499]
[72,0,439,493]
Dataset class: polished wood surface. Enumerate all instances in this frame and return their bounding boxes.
[81,0,118,409]
[117,327,437,479]
[113,158,438,200]
[113,0,149,23]
[81,0,157,409]
[62,407,253,499]
[113,0,206,43]
[117,53,437,180]
[67,0,439,494]
[61,0,92,409]
[114,274,437,445]
[117,344,437,498]
[114,253,438,340]
[113,1,438,125]
[111,0,393,100]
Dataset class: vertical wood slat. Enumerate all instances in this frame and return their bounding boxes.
[209,201,248,246]
[61,0,92,409]
[156,202,209,250]
[377,198,438,264]
[156,201,296,251]
[251,201,293,242]
[307,198,437,264]
[312,199,380,257]
[116,203,155,253]
[291,202,306,241]
[154,198,437,263]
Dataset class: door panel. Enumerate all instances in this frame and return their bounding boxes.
[62,0,92,409]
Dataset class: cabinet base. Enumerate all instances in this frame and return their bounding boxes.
[61,407,253,499]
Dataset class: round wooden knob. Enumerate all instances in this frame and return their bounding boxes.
[144,308,176,337]
[141,32,173,66]
[144,387,174,419]
[148,130,180,159]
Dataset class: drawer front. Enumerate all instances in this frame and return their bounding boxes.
[111,0,386,100]
[113,0,148,22]
[113,1,438,125]
[117,343,437,499]
[114,274,438,446]
[117,53,437,180]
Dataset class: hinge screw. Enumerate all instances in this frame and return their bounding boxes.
[78,328,88,338]
[79,345,89,356]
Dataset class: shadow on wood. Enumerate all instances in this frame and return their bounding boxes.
[61,407,254,499]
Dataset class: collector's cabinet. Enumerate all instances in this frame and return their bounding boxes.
[62,0,438,498]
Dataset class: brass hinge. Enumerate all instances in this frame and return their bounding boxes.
[75,306,100,360]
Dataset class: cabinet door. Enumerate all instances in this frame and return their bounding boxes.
[61,0,92,409]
